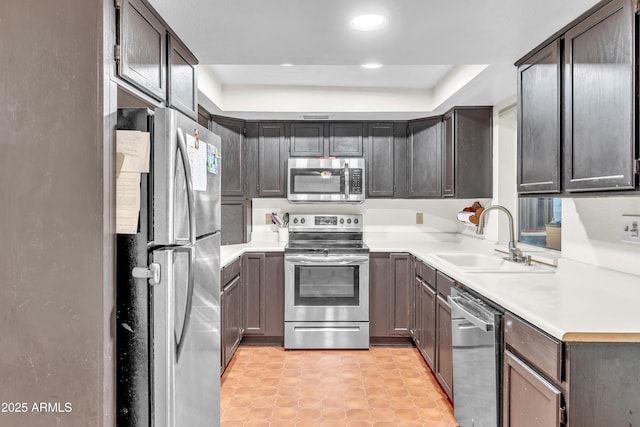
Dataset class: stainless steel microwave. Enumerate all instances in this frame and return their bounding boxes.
[287,158,365,203]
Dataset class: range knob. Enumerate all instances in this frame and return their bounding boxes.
[293,218,298,224]
[300,218,306,224]
[347,218,352,224]
[340,218,345,224]
[354,218,359,224]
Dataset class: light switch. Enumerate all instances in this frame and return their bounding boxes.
[621,215,640,244]
[416,213,424,225]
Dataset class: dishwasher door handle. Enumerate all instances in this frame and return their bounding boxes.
[448,295,494,332]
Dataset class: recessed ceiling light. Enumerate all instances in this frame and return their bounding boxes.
[351,14,386,31]
[281,63,294,67]
[361,63,383,69]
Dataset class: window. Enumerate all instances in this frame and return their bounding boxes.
[518,198,562,250]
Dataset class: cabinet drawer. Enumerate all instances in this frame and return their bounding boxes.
[504,312,562,383]
[222,257,241,286]
[435,271,454,297]
[422,262,436,287]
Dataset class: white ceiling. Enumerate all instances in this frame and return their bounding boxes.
[148,0,600,119]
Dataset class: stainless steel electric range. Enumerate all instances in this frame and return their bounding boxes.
[284,214,370,349]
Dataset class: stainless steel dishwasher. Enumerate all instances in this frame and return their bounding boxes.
[448,287,503,427]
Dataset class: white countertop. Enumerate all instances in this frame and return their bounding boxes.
[221,232,640,342]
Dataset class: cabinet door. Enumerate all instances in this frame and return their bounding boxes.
[414,278,422,347]
[118,0,166,101]
[420,281,437,371]
[517,40,561,194]
[221,199,251,245]
[369,253,391,337]
[290,123,325,157]
[436,295,453,400]
[564,0,636,192]
[367,122,395,197]
[442,113,454,197]
[167,34,198,120]
[390,253,412,336]
[329,122,364,157]
[213,118,246,197]
[503,350,562,427]
[258,123,288,197]
[407,119,442,197]
[222,276,241,368]
[453,108,493,198]
[263,253,284,339]
[243,253,266,335]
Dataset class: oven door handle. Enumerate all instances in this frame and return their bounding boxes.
[285,255,369,264]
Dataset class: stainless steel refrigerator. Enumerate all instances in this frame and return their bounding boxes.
[116,108,221,426]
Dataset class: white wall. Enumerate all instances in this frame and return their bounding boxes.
[252,198,490,240]
[561,197,640,276]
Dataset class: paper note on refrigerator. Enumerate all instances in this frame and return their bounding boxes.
[116,172,141,234]
[187,133,207,191]
[116,130,150,173]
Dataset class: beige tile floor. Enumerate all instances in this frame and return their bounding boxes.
[220,346,459,426]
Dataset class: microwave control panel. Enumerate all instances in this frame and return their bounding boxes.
[350,168,363,194]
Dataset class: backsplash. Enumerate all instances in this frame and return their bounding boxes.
[251,198,491,239]
[562,197,640,276]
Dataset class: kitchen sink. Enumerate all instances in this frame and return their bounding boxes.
[432,252,555,274]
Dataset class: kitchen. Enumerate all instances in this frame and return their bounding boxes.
[1,0,640,426]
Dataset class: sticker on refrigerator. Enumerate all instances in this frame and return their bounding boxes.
[187,133,207,191]
[207,144,220,174]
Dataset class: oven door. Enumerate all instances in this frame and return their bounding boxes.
[284,254,369,322]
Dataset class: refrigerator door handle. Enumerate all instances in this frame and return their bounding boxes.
[175,246,195,362]
[176,127,197,246]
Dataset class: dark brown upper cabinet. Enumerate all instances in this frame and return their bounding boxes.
[366,122,395,197]
[407,118,443,198]
[329,123,364,157]
[443,107,493,199]
[563,0,636,192]
[517,39,562,194]
[289,123,325,157]
[117,0,167,101]
[167,33,198,120]
[221,199,251,245]
[257,123,288,197]
[212,118,246,197]
[290,122,363,157]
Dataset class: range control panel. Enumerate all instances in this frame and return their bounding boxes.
[289,214,363,232]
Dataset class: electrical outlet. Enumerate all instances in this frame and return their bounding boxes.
[265,213,273,225]
[416,213,424,225]
[621,215,640,244]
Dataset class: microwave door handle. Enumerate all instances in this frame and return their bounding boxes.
[176,128,197,245]
[344,163,350,199]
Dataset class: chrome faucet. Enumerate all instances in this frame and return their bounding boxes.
[475,205,525,263]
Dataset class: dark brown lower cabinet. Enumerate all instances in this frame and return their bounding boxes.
[435,295,453,400]
[503,350,562,427]
[566,342,640,427]
[221,257,243,373]
[221,275,242,370]
[369,253,412,340]
[242,252,284,343]
[418,279,436,370]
